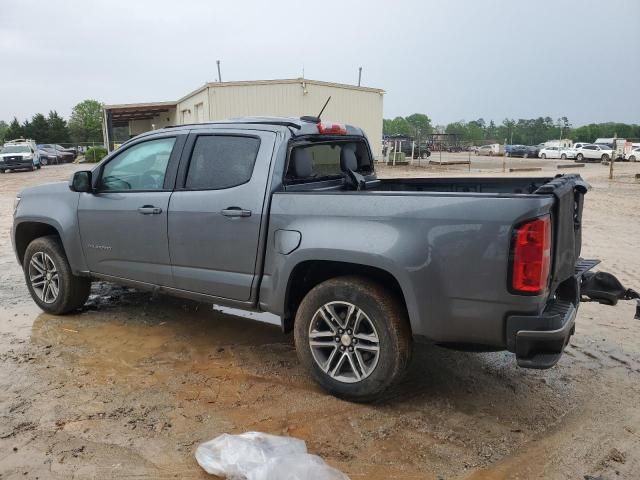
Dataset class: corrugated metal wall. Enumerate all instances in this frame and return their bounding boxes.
[196,81,383,158]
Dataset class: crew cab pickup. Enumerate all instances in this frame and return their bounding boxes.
[12,117,599,401]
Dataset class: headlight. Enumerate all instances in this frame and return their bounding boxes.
[13,196,21,215]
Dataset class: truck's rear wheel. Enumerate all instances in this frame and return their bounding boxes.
[294,276,412,402]
[23,236,91,315]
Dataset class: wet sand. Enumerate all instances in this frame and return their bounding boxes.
[1,160,639,479]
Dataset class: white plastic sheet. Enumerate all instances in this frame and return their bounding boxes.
[195,432,349,480]
[247,453,349,480]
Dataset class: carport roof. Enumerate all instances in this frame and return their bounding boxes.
[104,101,176,121]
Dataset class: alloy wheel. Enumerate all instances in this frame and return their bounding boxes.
[308,301,380,383]
[29,252,59,304]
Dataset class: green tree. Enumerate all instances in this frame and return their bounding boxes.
[5,117,23,140]
[466,119,486,143]
[0,120,8,143]
[502,118,516,144]
[47,111,71,144]
[24,113,49,142]
[383,116,412,136]
[404,113,433,142]
[68,99,104,143]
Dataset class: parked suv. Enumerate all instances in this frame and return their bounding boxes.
[13,117,605,401]
[625,147,639,162]
[575,144,613,162]
[0,139,41,172]
[505,145,531,158]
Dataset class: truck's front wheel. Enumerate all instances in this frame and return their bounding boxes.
[294,276,412,402]
[23,236,91,315]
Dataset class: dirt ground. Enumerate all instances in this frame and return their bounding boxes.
[1,158,639,479]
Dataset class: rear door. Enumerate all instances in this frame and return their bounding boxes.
[582,145,596,159]
[78,134,184,285]
[168,129,277,301]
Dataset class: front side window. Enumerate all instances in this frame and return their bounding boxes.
[185,135,260,190]
[100,137,176,191]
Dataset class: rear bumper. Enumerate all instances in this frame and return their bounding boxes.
[505,258,600,369]
[506,299,577,368]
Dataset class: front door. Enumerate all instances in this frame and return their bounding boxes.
[78,135,182,286]
[168,130,276,301]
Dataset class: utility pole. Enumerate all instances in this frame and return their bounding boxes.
[609,133,617,180]
[216,60,222,82]
[358,67,362,86]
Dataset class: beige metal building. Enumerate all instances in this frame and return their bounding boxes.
[104,78,385,157]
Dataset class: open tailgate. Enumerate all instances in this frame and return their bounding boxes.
[535,174,595,293]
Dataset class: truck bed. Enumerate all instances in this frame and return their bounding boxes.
[370,177,553,195]
[285,176,556,196]
[265,174,587,348]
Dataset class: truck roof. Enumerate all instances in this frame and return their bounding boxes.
[144,116,366,138]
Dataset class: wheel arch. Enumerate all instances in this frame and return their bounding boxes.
[281,260,410,334]
[14,221,64,266]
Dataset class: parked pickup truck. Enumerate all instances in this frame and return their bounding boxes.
[12,117,600,401]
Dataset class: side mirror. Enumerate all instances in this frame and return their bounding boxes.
[69,170,93,193]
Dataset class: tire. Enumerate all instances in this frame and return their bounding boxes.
[0,169,5,174]
[576,153,584,161]
[523,153,529,158]
[561,153,567,160]
[41,158,48,166]
[541,153,546,159]
[505,152,510,157]
[30,164,36,171]
[630,155,636,162]
[601,154,609,162]
[294,276,412,402]
[23,236,91,315]
[36,164,41,170]
[421,152,428,159]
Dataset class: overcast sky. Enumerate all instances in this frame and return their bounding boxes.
[1,0,638,126]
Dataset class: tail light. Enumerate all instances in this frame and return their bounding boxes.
[317,121,346,135]
[511,215,552,294]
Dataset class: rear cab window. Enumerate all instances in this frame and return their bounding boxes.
[285,139,373,184]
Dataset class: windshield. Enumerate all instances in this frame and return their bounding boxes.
[1,145,30,154]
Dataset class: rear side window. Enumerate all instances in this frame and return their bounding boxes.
[185,135,260,190]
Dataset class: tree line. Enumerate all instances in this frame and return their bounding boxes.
[0,100,104,145]
[384,114,640,145]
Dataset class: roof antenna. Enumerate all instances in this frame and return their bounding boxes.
[317,96,331,119]
[300,96,331,123]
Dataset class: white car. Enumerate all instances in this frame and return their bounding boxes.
[575,144,613,163]
[625,147,639,162]
[475,145,494,156]
[539,146,565,159]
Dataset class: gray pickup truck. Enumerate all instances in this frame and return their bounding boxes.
[12,117,600,401]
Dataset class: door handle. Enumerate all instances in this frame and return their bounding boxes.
[221,207,252,218]
[137,205,163,215]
